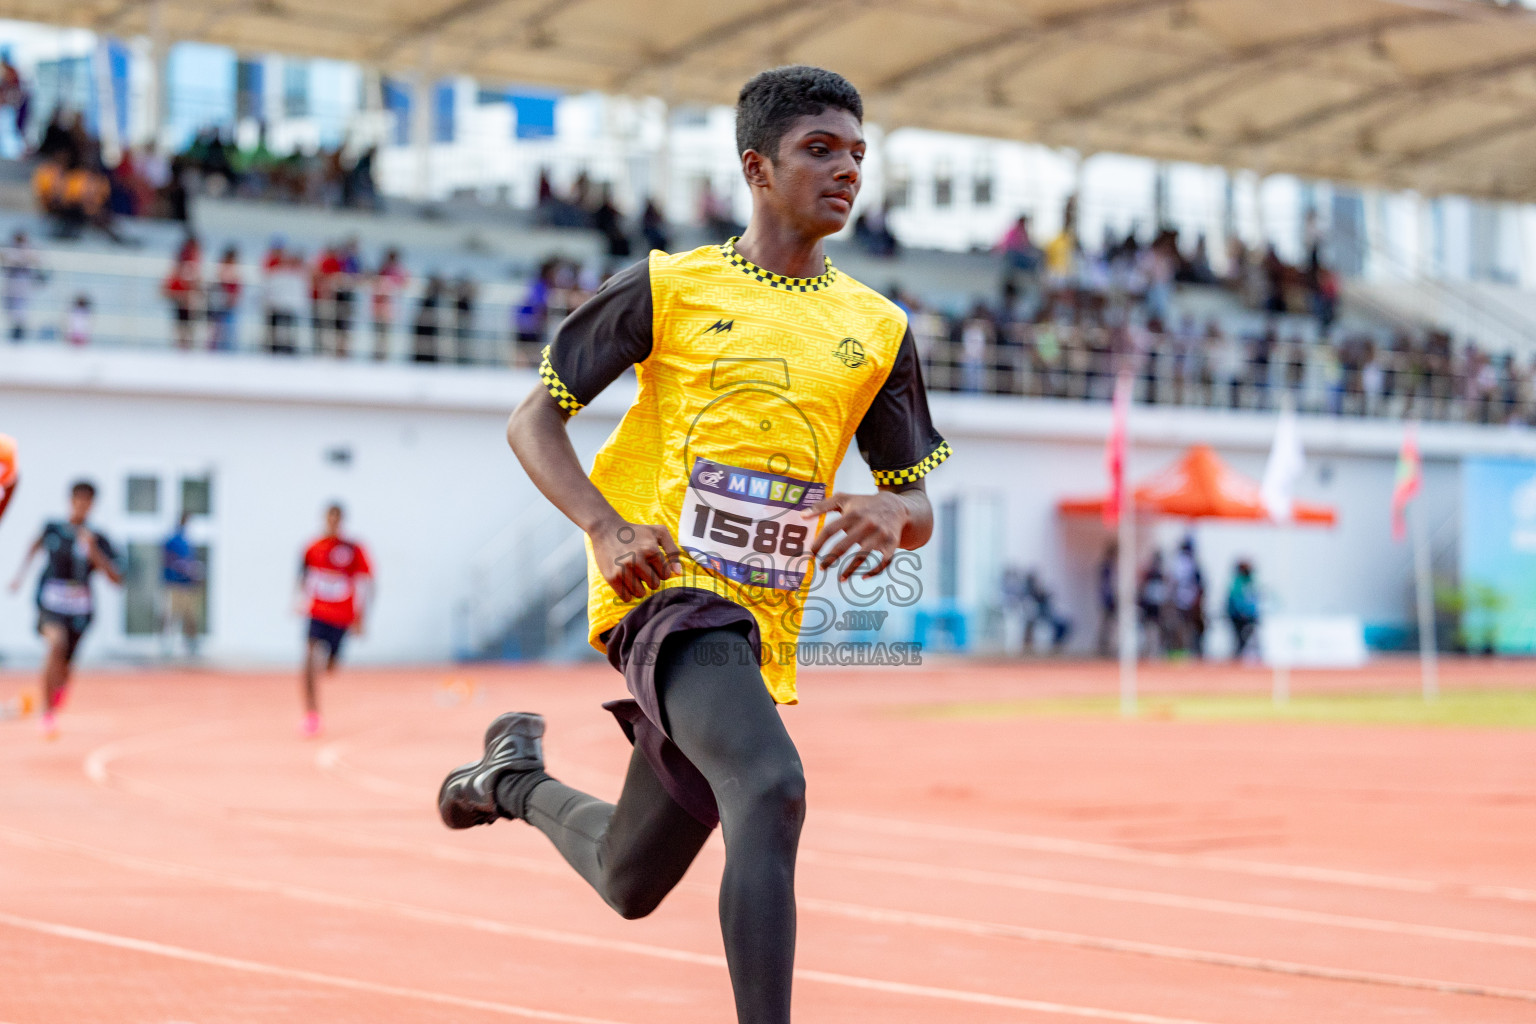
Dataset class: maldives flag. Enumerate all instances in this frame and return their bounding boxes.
[1104,371,1131,528]
[1391,425,1422,543]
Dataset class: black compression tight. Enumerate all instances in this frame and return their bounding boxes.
[500,629,805,1024]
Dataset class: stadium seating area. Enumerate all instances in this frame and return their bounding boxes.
[3,155,1533,428]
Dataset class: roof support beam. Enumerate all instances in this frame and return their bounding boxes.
[1393,109,1536,168]
[1241,48,1536,147]
[606,0,819,91]
[370,0,575,63]
[873,0,1189,94]
[1050,10,1446,125]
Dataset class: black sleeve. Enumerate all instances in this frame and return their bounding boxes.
[855,325,952,486]
[540,258,653,413]
[95,533,119,570]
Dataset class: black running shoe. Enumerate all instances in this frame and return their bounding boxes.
[438,712,545,828]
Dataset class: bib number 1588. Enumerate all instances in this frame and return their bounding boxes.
[690,504,808,557]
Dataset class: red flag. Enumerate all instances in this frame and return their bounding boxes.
[1391,424,1422,543]
[1104,371,1131,528]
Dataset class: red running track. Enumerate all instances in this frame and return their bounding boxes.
[2,658,1534,1023]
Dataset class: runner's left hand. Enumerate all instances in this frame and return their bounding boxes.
[803,492,909,581]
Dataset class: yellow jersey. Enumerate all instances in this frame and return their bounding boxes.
[541,239,949,703]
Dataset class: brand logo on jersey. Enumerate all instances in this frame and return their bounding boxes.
[329,545,355,567]
[698,468,726,487]
[833,337,866,368]
[702,319,734,336]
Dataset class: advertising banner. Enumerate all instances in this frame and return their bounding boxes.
[1460,457,1536,654]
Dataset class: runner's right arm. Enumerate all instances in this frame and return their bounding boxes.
[505,259,678,603]
[0,475,15,524]
[7,531,41,592]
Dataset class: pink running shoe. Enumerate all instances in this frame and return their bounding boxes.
[300,711,322,738]
[40,711,58,740]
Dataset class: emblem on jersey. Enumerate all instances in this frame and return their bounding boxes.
[329,546,354,567]
[833,337,866,368]
[701,319,734,335]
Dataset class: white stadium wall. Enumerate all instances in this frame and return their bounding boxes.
[3,347,1532,667]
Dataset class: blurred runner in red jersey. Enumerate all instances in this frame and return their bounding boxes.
[294,503,373,737]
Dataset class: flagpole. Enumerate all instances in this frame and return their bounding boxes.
[1272,523,1291,704]
[1411,501,1439,701]
[1118,466,1136,717]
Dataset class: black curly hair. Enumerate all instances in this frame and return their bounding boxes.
[735,66,863,161]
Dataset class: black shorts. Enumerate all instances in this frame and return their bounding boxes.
[37,609,89,664]
[600,587,759,828]
[307,618,348,660]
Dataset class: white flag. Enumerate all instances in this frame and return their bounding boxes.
[1261,400,1305,523]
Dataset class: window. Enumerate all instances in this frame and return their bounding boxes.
[126,475,159,514]
[934,162,953,208]
[433,81,455,144]
[283,61,309,118]
[887,165,911,209]
[973,158,994,205]
[235,59,264,121]
[383,78,411,146]
[180,474,212,517]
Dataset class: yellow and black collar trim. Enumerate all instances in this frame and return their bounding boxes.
[871,441,953,487]
[539,345,585,414]
[721,237,837,293]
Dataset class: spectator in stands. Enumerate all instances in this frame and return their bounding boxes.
[64,294,90,346]
[453,275,478,363]
[311,244,342,356]
[957,304,994,393]
[2,231,44,341]
[1226,559,1259,661]
[264,245,306,355]
[332,238,361,357]
[854,201,898,259]
[997,214,1041,275]
[348,145,380,211]
[208,245,242,351]
[162,236,204,349]
[700,179,741,238]
[641,199,669,252]
[413,274,446,362]
[592,186,632,260]
[0,53,30,143]
[513,258,556,367]
[1179,233,1217,286]
[370,247,407,360]
[1045,195,1078,283]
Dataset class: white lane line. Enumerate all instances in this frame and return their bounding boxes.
[88,729,1536,954]
[0,826,1233,1024]
[6,822,1529,1007]
[317,733,423,801]
[0,910,630,1024]
[817,811,1536,904]
[797,897,1536,1003]
[799,850,1536,950]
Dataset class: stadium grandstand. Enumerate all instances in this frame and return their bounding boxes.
[2,0,1536,669]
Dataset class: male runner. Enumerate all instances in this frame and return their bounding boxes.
[7,480,122,738]
[295,503,372,737]
[438,67,950,1023]
[0,433,17,525]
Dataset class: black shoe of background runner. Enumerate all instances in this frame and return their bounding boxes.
[438,712,545,828]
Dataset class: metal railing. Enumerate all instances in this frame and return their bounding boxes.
[0,243,572,367]
[916,321,1535,426]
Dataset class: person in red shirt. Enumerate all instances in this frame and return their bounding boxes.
[294,503,373,737]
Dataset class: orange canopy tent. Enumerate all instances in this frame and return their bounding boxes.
[1058,444,1337,526]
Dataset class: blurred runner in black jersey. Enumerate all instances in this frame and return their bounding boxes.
[8,480,122,738]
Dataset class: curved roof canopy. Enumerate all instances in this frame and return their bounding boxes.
[1058,444,1338,525]
[12,0,1536,200]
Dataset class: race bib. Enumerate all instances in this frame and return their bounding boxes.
[40,580,91,616]
[679,457,825,592]
[306,569,354,603]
